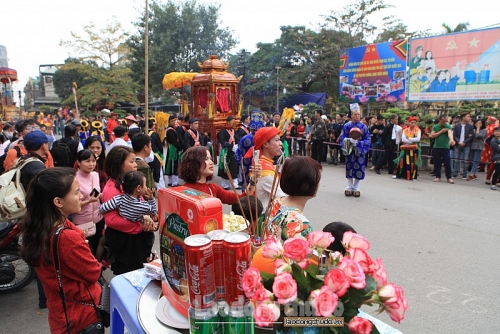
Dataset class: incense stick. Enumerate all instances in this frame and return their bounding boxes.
[223,151,249,229]
[253,160,259,239]
[240,160,254,236]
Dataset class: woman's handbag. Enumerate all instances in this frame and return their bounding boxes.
[77,222,96,237]
[400,144,418,151]
[76,176,98,238]
[97,276,110,318]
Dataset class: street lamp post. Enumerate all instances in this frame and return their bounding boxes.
[275,66,281,113]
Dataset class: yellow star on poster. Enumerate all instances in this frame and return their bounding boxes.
[468,38,480,47]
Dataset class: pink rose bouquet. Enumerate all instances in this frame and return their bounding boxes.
[242,231,408,333]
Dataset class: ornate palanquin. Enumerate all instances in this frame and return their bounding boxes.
[191,55,242,150]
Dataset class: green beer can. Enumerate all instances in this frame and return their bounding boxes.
[223,302,254,334]
[189,303,221,334]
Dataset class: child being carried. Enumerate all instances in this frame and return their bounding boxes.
[99,170,158,222]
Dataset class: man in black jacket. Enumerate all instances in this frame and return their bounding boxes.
[311,109,327,163]
[52,124,82,167]
[19,130,48,309]
[165,115,184,187]
[452,112,475,179]
[183,118,202,150]
[370,115,385,170]
[375,114,402,176]
[145,120,163,187]
[217,116,239,189]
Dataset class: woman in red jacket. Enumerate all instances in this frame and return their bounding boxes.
[19,168,103,334]
[178,146,260,204]
[296,117,307,156]
[101,146,157,275]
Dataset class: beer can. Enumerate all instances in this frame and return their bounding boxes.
[207,229,230,301]
[223,232,251,307]
[184,234,216,309]
[223,302,254,334]
[189,303,221,334]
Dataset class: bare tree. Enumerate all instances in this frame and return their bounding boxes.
[60,16,129,69]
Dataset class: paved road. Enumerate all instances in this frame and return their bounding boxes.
[1,163,499,333]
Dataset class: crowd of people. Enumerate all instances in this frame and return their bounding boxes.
[279,109,499,189]
[0,106,497,332]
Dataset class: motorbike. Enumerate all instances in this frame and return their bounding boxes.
[0,220,35,294]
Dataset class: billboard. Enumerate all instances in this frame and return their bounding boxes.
[339,40,408,103]
[408,27,500,101]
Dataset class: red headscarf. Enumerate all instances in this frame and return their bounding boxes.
[244,127,280,159]
[408,116,418,122]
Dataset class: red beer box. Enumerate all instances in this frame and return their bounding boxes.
[158,186,223,318]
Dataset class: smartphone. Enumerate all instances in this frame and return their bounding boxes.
[90,188,100,198]
[253,149,260,164]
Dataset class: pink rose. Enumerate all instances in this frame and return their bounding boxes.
[338,257,366,289]
[378,283,408,323]
[369,258,387,289]
[283,238,312,262]
[262,236,284,259]
[342,231,370,250]
[253,287,274,302]
[254,302,280,327]
[347,248,373,273]
[274,258,291,275]
[329,251,344,266]
[241,267,262,298]
[347,316,373,334]
[296,259,310,270]
[272,272,298,304]
[308,286,338,317]
[324,268,350,297]
[306,231,335,249]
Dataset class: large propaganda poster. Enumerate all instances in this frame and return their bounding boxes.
[339,40,408,103]
[408,27,500,101]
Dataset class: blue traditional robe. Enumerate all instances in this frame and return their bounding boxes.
[340,121,371,180]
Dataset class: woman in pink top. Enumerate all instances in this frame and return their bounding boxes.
[102,146,157,274]
[72,150,100,254]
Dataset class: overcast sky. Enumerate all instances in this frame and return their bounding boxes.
[2,0,499,103]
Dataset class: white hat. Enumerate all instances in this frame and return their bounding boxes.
[321,115,327,120]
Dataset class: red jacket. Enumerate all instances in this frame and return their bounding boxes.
[183,182,244,205]
[36,220,102,334]
[102,179,143,234]
[106,119,119,143]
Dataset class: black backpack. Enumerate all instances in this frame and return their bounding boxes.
[51,139,76,167]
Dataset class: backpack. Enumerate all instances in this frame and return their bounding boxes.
[51,139,75,167]
[0,146,22,175]
[0,157,38,222]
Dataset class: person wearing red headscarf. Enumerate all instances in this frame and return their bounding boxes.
[394,116,421,181]
[481,116,498,184]
[245,127,285,211]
